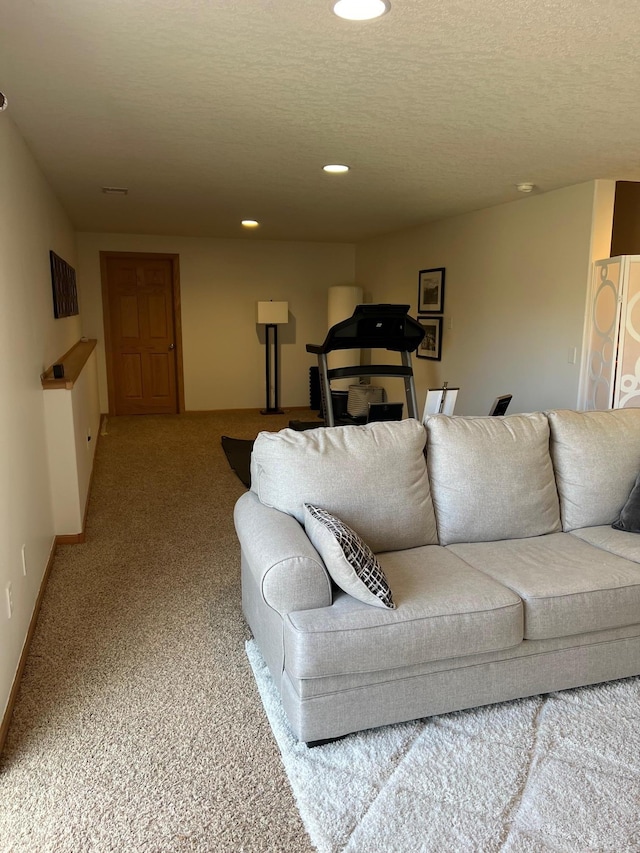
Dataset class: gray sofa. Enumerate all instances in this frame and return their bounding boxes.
[234,408,640,744]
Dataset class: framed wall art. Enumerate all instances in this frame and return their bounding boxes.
[50,251,79,318]
[418,267,445,314]
[49,251,79,319]
[416,316,443,360]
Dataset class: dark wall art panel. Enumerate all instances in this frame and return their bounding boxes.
[50,250,79,318]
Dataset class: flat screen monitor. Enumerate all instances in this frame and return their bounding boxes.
[489,394,512,416]
[367,402,404,422]
[422,387,459,420]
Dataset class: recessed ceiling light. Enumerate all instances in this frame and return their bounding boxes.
[101,186,129,195]
[242,219,260,228]
[333,0,390,21]
[516,182,535,193]
[0,92,8,112]
[323,164,350,173]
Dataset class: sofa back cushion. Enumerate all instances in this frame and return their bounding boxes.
[548,408,640,531]
[251,419,438,553]
[425,412,561,545]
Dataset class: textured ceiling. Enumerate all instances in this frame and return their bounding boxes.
[1,0,639,243]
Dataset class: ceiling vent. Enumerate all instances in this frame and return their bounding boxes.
[101,186,129,195]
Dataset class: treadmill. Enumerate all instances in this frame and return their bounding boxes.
[305,304,425,427]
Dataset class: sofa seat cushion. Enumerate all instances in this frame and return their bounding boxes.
[424,412,561,545]
[250,419,438,553]
[283,546,523,679]
[449,533,640,640]
[548,408,640,531]
[571,526,640,564]
[291,623,640,699]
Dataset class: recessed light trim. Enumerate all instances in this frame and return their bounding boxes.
[242,219,260,228]
[101,186,129,195]
[516,182,535,193]
[0,92,8,112]
[333,0,390,21]
[323,164,350,173]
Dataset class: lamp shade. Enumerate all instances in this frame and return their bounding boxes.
[257,301,289,325]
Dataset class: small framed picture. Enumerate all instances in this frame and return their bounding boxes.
[418,267,445,314]
[416,316,443,360]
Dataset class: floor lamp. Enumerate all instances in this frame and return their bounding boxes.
[257,301,288,414]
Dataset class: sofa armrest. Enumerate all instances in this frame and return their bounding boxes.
[234,490,332,615]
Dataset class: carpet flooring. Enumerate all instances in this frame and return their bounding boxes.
[246,640,640,853]
[0,410,316,853]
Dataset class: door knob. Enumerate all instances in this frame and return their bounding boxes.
[168,343,175,350]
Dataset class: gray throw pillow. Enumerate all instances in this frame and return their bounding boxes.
[303,503,395,609]
[613,472,640,533]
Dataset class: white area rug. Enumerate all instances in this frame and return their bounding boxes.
[246,640,640,853]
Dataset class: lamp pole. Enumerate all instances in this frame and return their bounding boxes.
[257,301,288,415]
[262,323,283,414]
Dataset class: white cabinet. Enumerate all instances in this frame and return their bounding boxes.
[580,256,640,410]
[42,339,101,540]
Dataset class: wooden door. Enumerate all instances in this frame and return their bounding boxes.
[104,255,180,415]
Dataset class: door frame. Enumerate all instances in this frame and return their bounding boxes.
[100,251,185,415]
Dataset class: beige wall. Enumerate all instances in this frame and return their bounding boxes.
[0,115,81,725]
[589,181,616,263]
[76,234,356,412]
[356,181,613,416]
[576,180,617,407]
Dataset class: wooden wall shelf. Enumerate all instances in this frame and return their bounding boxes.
[41,338,97,390]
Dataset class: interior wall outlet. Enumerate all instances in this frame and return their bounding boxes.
[6,583,13,619]
[21,543,27,576]
[568,346,577,364]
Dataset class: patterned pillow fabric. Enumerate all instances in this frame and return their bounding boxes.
[303,503,395,609]
[613,472,640,533]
